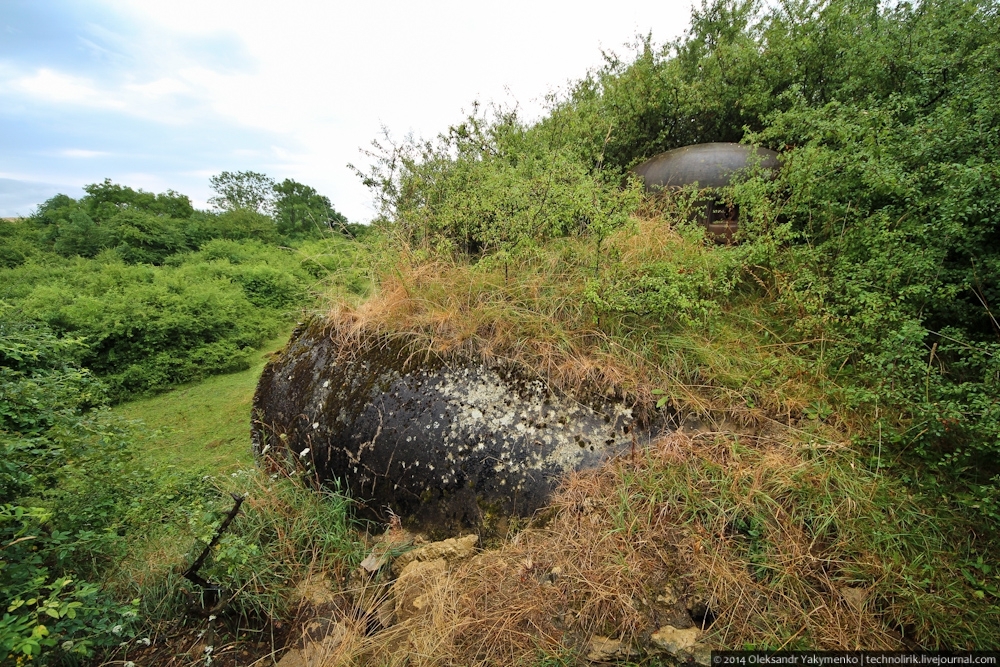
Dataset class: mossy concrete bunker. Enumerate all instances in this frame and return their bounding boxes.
[251,320,650,534]
[632,142,780,240]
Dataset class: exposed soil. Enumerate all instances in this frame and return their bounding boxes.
[105,614,294,667]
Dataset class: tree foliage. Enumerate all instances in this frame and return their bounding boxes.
[208,170,276,215]
[273,178,348,239]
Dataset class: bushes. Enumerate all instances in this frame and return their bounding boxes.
[1,311,145,661]
[0,308,358,664]
[4,257,275,401]
[357,104,643,257]
[2,192,370,402]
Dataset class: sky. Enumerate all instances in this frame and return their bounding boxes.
[0,0,695,221]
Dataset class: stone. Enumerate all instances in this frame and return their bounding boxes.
[360,548,389,573]
[656,584,679,606]
[252,321,653,534]
[692,643,714,666]
[392,558,447,622]
[586,635,638,662]
[391,534,478,575]
[276,647,306,667]
[277,619,351,666]
[301,621,349,663]
[651,625,701,655]
[292,573,337,606]
[840,586,867,611]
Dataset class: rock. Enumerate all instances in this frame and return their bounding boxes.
[656,584,678,606]
[692,643,714,666]
[292,574,337,606]
[301,621,349,663]
[276,647,307,667]
[252,321,650,534]
[392,558,448,622]
[359,548,389,574]
[376,597,396,629]
[277,619,351,666]
[840,586,867,611]
[586,635,638,662]
[651,625,701,655]
[391,534,478,575]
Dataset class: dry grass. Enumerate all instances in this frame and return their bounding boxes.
[305,431,924,666]
[322,215,832,434]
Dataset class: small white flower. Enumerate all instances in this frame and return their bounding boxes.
[208,614,217,621]
[62,640,74,650]
[112,624,124,635]
[125,662,136,667]
[312,422,320,430]
[204,645,214,655]
[137,637,151,646]
[231,472,238,477]
[299,448,310,458]
[260,444,271,455]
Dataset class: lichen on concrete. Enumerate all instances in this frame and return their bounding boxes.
[252,319,655,535]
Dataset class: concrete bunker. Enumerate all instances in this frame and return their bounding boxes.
[632,142,780,241]
[252,320,654,535]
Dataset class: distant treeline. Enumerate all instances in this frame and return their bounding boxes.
[0,172,368,401]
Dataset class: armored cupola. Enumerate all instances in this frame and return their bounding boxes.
[632,142,780,240]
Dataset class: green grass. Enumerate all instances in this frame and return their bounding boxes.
[113,328,293,473]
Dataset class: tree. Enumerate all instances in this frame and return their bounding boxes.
[53,208,108,258]
[83,178,194,221]
[208,171,276,215]
[272,178,348,238]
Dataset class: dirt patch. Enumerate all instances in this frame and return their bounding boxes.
[108,615,293,667]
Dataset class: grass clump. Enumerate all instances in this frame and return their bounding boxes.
[347,214,828,427]
[303,431,994,666]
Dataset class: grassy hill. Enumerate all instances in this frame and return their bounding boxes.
[113,329,293,474]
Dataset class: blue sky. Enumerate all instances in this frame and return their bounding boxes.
[1,0,693,220]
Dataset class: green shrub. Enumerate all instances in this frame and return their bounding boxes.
[2,256,276,400]
[356,103,643,258]
[1,311,141,662]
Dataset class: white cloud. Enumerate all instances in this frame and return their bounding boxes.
[12,68,125,108]
[5,0,696,220]
[61,149,111,158]
[124,77,191,99]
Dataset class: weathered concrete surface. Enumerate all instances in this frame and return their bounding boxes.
[252,321,647,534]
